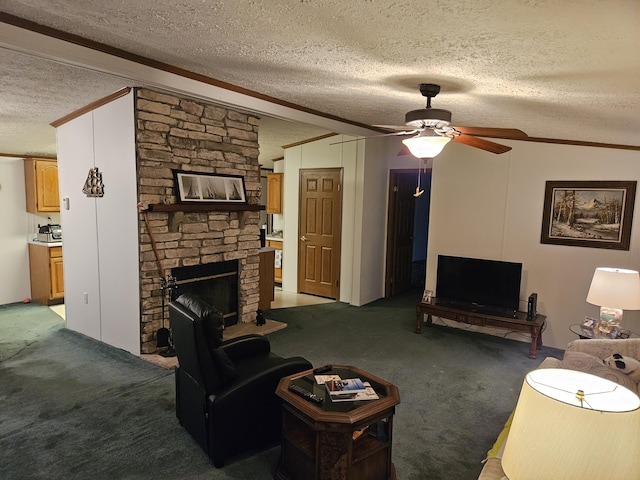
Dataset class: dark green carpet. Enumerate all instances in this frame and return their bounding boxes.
[0,294,563,479]
[0,302,64,362]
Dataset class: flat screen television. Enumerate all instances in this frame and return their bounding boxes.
[435,255,522,317]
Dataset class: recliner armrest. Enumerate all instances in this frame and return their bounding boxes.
[221,334,271,361]
[209,355,312,408]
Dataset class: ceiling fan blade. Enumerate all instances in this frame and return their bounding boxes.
[454,127,528,140]
[330,130,413,146]
[452,134,512,154]
[373,125,424,134]
[373,124,412,130]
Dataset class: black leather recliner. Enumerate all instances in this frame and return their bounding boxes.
[168,294,312,467]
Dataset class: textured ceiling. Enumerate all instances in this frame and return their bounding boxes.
[1,0,639,163]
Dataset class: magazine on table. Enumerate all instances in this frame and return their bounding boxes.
[329,382,379,402]
[324,378,379,401]
[325,378,366,397]
[314,374,341,385]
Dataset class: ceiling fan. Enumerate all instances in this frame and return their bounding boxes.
[375,83,528,156]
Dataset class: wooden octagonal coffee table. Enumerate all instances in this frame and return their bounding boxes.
[274,365,401,480]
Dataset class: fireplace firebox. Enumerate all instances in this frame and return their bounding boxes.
[171,260,239,327]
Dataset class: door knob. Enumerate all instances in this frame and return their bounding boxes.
[300,236,307,241]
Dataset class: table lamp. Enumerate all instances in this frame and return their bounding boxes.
[586,267,640,331]
[502,368,640,480]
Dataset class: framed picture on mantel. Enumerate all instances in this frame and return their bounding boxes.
[174,170,247,204]
[540,180,636,250]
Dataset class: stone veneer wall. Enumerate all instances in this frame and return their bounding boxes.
[135,88,262,354]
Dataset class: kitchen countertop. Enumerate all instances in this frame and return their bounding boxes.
[28,238,63,247]
[265,235,283,242]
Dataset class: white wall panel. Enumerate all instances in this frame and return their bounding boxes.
[56,91,140,355]
[0,158,31,304]
[283,135,358,303]
[352,136,386,306]
[56,113,101,339]
[93,93,140,355]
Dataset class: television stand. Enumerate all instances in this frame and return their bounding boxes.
[415,298,546,359]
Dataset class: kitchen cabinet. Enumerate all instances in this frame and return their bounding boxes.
[24,159,60,213]
[267,239,283,283]
[267,173,283,214]
[259,248,275,310]
[28,243,64,305]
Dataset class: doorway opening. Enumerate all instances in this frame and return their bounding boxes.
[385,169,432,297]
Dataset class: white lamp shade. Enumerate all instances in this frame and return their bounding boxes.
[586,267,640,310]
[502,369,640,480]
[402,134,451,158]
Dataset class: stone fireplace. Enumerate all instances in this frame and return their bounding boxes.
[134,87,263,353]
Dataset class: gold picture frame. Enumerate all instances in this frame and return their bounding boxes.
[540,181,636,250]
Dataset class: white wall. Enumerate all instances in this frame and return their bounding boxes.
[426,140,640,350]
[57,114,101,338]
[282,135,361,303]
[0,157,31,304]
[280,134,427,306]
[358,136,432,305]
[56,91,140,355]
[265,129,640,351]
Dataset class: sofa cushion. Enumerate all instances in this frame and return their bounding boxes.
[603,353,640,383]
[559,351,638,394]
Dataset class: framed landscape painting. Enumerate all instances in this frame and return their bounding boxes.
[540,180,636,250]
[174,171,247,203]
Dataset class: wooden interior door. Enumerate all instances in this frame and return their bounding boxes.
[297,168,342,299]
[385,171,418,297]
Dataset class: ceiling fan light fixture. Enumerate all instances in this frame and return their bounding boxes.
[404,108,452,129]
[402,132,451,158]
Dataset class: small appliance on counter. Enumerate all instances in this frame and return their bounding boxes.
[37,223,62,243]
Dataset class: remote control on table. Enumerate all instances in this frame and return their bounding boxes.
[313,364,332,374]
[289,384,323,405]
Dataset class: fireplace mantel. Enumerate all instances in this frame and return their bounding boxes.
[147,203,265,212]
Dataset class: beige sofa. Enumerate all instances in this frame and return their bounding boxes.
[478,338,640,479]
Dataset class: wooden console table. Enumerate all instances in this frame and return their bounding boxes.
[415,299,546,359]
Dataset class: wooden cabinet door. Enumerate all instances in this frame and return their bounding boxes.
[28,244,64,304]
[268,240,283,283]
[37,161,60,211]
[50,256,65,299]
[25,159,60,212]
[258,249,275,310]
[266,173,283,214]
